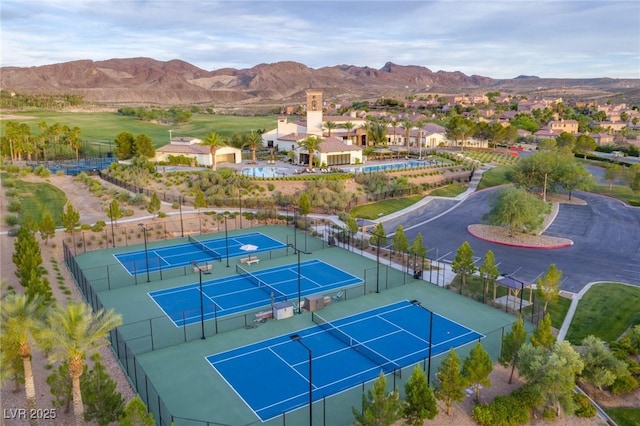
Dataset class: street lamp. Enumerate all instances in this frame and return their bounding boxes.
[501,274,525,314]
[412,300,434,386]
[223,215,230,267]
[138,224,150,282]
[178,195,184,238]
[192,261,206,339]
[238,189,243,229]
[290,334,313,425]
[289,244,310,314]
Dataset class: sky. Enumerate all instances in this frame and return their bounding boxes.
[1,0,639,79]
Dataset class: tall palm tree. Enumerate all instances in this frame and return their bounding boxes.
[66,126,82,162]
[201,132,226,171]
[401,119,413,156]
[343,121,355,144]
[245,131,262,164]
[1,294,48,425]
[299,136,322,170]
[324,121,336,137]
[42,302,122,426]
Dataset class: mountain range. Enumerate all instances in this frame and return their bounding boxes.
[1,58,638,108]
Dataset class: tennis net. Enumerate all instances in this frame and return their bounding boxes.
[236,264,288,303]
[312,312,400,373]
[188,235,222,261]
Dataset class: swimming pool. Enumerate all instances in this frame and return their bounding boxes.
[345,160,430,174]
[241,167,288,178]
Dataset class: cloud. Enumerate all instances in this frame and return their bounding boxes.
[1,0,638,78]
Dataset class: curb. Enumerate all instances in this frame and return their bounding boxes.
[467,226,574,249]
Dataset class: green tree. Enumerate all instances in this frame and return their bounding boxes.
[517,341,584,417]
[370,222,387,248]
[462,343,493,402]
[66,126,82,161]
[245,131,262,164]
[352,371,402,426]
[445,115,475,151]
[557,162,594,200]
[573,134,596,158]
[392,225,409,255]
[81,354,125,425]
[604,164,625,191]
[13,220,43,288]
[114,131,135,160]
[483,187,547,236]
[46,361,73,414]
[403,366,437,425]
[452,241,476,294]
[478,250,499,303]
[39,212,56,245]
[537,263,562,314]
[1,293,48,424]
[194,188,207,211]
[531,312,556,351]
[538,138,557,151]
[324,120,337,137]
[201,132,226,171]
[435,348,467,416]
[61,202,81,234]
[134,134,155,158]
[297,192,311,230]
[555,132,576,151]
[299,135,322,170]
[147,192,161,217]
[119,395,155,426]
[499,315,527,384]
[579,335,629,391]
[106,199,123,246]
[41,302,122,426]
[410,232,427,273]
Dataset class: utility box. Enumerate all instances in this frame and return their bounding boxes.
[304,294,326,312]
[272,301,294,320]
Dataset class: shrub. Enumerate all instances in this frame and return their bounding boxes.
[573,393,596,418]
[91,221,106,232]
[267,183,275,191]
[4,215,20,226]
[33,165,51,177]
[7,200,21,212]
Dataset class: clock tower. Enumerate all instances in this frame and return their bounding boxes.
[306,90,323,136]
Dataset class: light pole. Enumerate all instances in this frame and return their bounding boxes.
[289,244,310,314]
[238,189,243,229]
[412,300,434,386]
[290,334,313,426]
[138,224,150,282]
[223,215,230,267]
[192,261,206,339]
[178,195,184,238]
[109,202,116,248]
[502,274,525,313]
[372,231,384,293]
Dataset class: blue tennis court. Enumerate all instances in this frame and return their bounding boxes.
[115,232,286,275]
[149,259,362,326]
[207,300,483,422]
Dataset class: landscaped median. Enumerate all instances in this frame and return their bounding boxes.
[467,224,574,249]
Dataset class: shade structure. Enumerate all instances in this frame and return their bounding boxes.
[240,244,258,252]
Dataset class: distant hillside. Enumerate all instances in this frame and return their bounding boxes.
[2,58,638,107]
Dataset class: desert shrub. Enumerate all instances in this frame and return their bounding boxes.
[4,215,20,226]
[91,221,106,232]
[471,395,529,426]
[33,165,51,177]
[573,393,596,418]
[7,200,21,212]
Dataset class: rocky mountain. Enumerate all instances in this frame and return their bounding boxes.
[2,57,638,107]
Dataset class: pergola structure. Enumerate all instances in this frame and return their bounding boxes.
[494,275,534,313]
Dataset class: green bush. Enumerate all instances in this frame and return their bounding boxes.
[91,221,106,232]
[80,224,92,231]
[2,178,16,188]
[611,373,639,394]
[471,395,530,426]
[4,215,20,226]
[33,165,51,177]
[573,393,596,418]
[7,200,21,212]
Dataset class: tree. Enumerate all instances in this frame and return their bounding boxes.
[352,371,401,426]
[573,134,596,158]
[81,354,125,425]
[557,162,594,200]
[435,349,467,416]
[538,138,557,151]
[483,187,547,236]
[39,212,56,245]
[66,126,82,161]
[46,361,73,414]
[13,219,43,288]
[370,222,387,248]
[106,199,123,246]
[194,188,207,211]
[579,335,629,391]
[134,134,155,158]
[517,341,584,417]
[147,192,161,217]
[452,241,476,294]
[410,232,427,272]
[403,366,437,425]
[604,164,625,190]
[363,118,388,147]
[1,293,48,424]
[324,120,337,137]
[41,302,122,426]
[392,225,408,255]
[531,312,556,351]
[119,395,155,426]
[114,131,135,160]
[445,115,475,150]
[61,202,81,234]
[201,132,225,171]
[537,263,562,314]
[499,315,527,384]
[297,192,311,230]
[462,343,493,402]
[343,121,355,144]
[245,131,262,164]
[299,135,322,170]
[478,250,498,303]
[555,132,576,151]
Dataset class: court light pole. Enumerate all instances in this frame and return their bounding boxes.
[138,224,150,282]
[178,195,184,238]
[289,244,310,314]
[192,261,206,339]
[223,215,230,267]
[238,189,243,229]
[412,300,434,386]
[290,334,313,426]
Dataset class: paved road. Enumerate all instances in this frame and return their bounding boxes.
[384,188,640,292]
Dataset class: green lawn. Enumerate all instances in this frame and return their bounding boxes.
[605,407,640,426]
[428,183,467,197]
[566,283,640,344]
[11,179,68,226]
[476,165,514,189]
[349,195,424,219]
[2,110,277,148]
[590,184,640,206]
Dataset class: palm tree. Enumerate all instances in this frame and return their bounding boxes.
[343,121,355,144]
[299,136,322,170]
[66,126,82,162]
[324,121,336,137]
[201,132,226,171]
[245,131,262,164]
[401,119,413,156]
[42,302,122,426]
[1,293,48,424]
